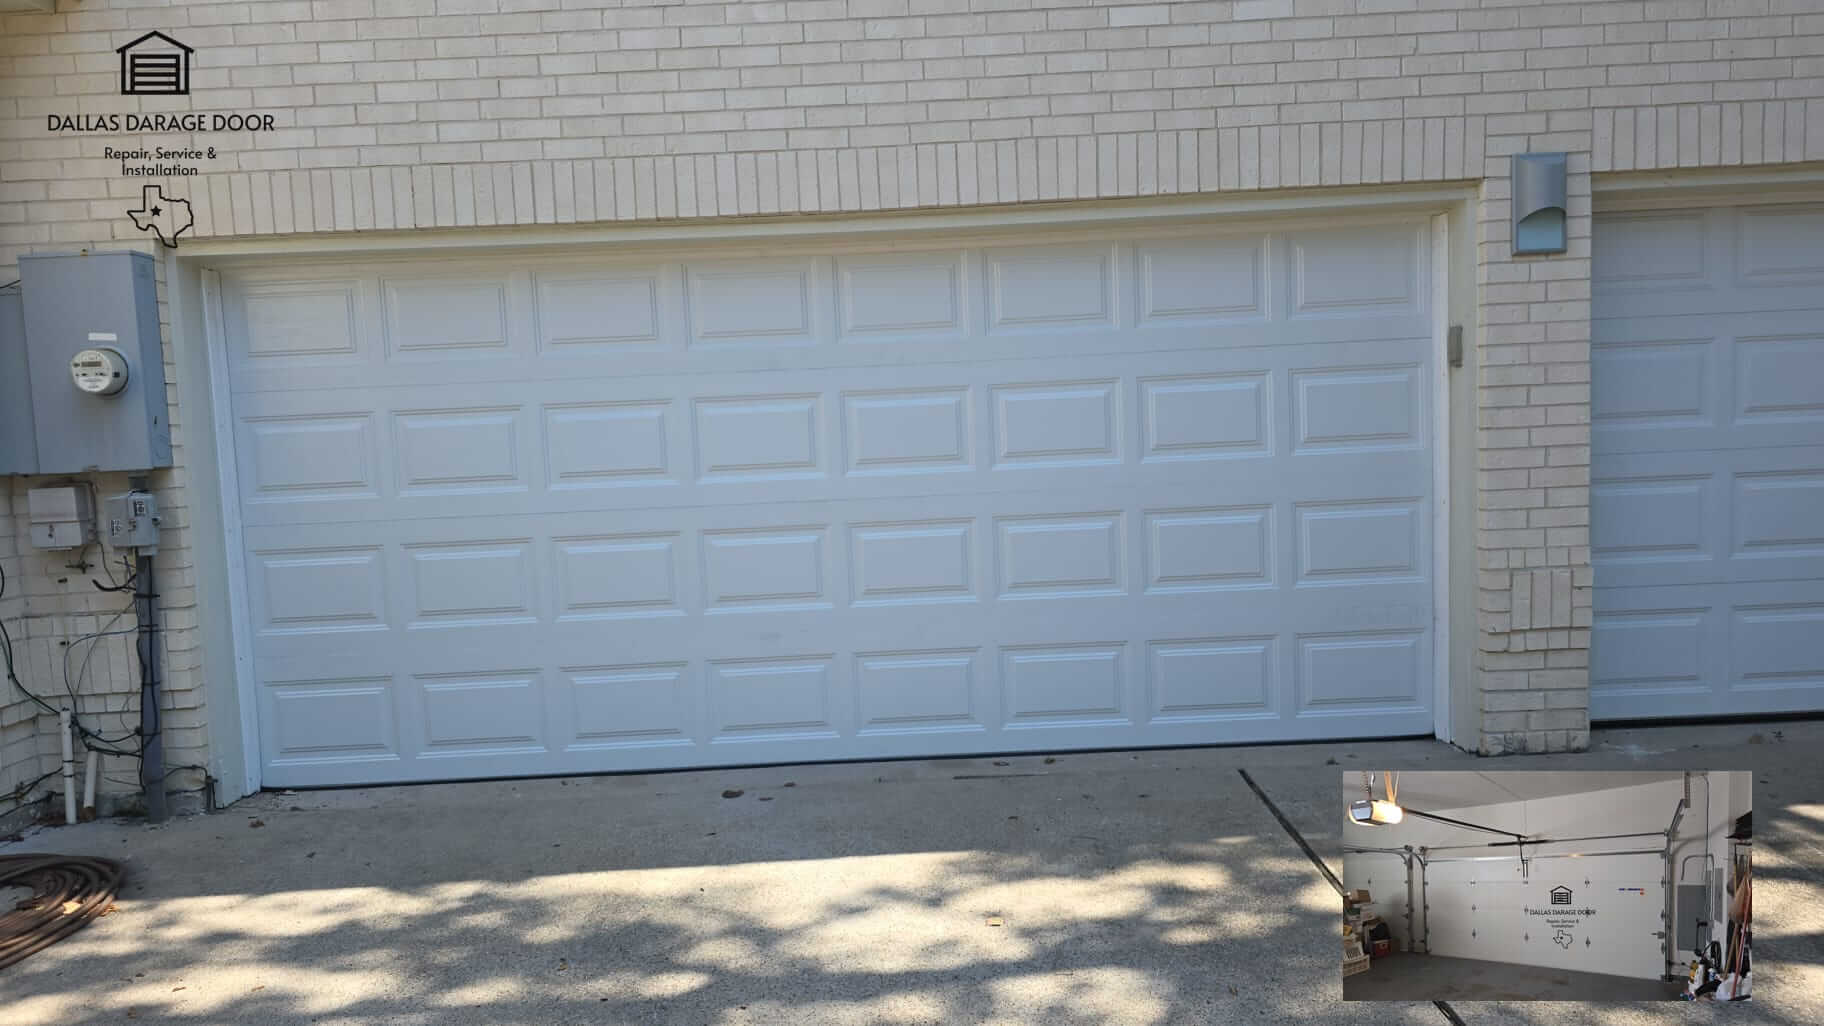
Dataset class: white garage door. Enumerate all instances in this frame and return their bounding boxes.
[1591,202,1824,720]
[1419,855,1666,980]
[220,214,1440,787]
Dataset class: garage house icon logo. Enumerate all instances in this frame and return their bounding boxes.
[117,31,192,96]
[1550,885,1573,905]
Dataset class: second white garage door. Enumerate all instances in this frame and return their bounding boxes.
[220,214,1441,786]
[1591,201,1824,720]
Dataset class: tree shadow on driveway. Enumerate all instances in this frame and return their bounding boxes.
[1,749,1441,1026]
[5,733,1821,1026]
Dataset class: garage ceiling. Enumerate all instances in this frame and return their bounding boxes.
[1342,771,1687,810]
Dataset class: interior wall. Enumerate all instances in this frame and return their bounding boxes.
[1341,851,1416,954]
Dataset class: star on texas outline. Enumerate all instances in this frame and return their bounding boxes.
[126,184,194,248]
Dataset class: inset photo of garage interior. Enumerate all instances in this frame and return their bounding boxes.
[1341,771,1752,1003]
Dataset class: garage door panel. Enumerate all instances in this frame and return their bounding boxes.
[224,330,1434,415]
[1593,203,1824,722]
[245,541,390,637]
[1590,460,1720,586]
[1295,628,1429,715]
[380,273,526,361]
[241,489,1430,638]
[395,405,534,499]
[226,317,1436,395]
[1592,580,1824,719]
[1592,209,1717,300]
[533,268,673,352]
[982,242,1119,334]
[1732,461,1824,568]
[1591,598,1721,713]
[233,277,372,368]
[1283,222,1429,321]
[235,408,387,515]
[1594,204,1824,317]
[1732,332,1824,432]
[1593,313,1824,457]
[1590,336,1718,445]
[260,674,1440,789]
[1593,447,1824,589]
[262,676,402,769]
[1133,235,1267,325]
[684,256,829,348]
[231,377,1427,529]
[225,235,1430,397]
[1731,600,1824,698]
[232,219,1440,786]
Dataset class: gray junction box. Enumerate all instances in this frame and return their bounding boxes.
[17,251,172,474]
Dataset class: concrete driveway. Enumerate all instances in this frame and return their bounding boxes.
[1,719,1818,1026]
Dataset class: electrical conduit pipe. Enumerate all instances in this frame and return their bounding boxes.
[58,707,75,826]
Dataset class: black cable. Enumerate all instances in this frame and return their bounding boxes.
[1,769,61,812]
[0,554,152,820]
[0,568,67,813]
[1401,807,1524,842]
[92,554,136,593]
[59,607,146,757]
[1238,767,1344,893]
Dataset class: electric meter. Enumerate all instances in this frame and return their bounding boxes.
[70,345,129,396]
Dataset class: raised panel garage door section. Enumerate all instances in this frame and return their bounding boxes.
[222,217,1439,787]
[1591,203,1824,720]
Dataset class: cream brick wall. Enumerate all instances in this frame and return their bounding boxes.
[1472,154,1597,755]
[1,486,45,827]
[3,0,1822,804]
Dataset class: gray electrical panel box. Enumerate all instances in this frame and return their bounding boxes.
[1676,884,1710,951]
[18,251,172,473]
[0,289,38,475]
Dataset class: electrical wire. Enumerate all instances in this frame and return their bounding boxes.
[0,554,183,815]
[1,770,61,813]
[92,554,135,592]
[1,560,144,755]
[104,763,210,792]
[62,613,145,756]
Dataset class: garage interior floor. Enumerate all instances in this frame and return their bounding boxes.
[1342,953,1685,1002]
[0,718,1813,1026]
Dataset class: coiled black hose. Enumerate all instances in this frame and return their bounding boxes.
[0,854,124,969]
